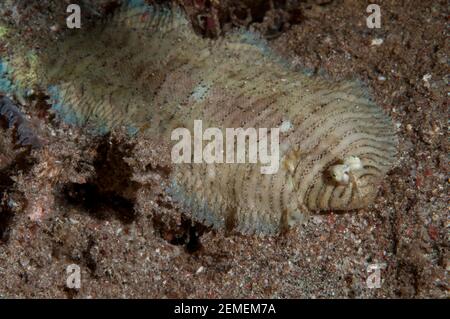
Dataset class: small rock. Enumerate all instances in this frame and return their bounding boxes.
[196,266,205,274]
[312,216,323,224]
[69,218,79,224]
[50,24,60,32]
[371,38,384,46]
[422,73,432,81]
[422,73,432,88]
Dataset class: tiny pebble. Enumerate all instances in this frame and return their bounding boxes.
[196,266,205,274]
[371,38,384,46]
[50,24,60,32]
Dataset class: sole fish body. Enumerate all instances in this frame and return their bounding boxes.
[5,3,397,234]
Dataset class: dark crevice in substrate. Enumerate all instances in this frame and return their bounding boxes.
[0,196,14,243]
[152,210,211,254]
[30,90,55,122]
[82,236,98,275]
[61,182,136,224]
[59,136,139,224]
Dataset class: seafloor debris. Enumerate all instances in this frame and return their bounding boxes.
[1,1,397,234]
